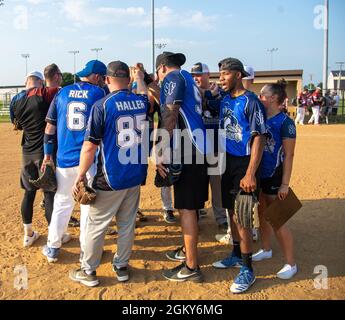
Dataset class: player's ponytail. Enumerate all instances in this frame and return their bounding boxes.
[266,78,288,105]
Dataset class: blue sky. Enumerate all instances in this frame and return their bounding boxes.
[0,0,344,86]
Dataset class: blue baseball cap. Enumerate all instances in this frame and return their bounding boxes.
[76,60,107,78]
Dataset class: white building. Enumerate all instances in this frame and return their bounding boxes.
[328,71,345,92]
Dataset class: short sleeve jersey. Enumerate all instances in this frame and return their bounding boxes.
[85,90,149,191]
[261,112,296,179]
[46,82,105,168]
[219,91,267,157]
[160,70,209,158]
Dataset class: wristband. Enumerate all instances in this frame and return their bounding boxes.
[44,133,55,156]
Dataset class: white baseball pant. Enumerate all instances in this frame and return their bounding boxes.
[295,107,306,125]
[309,106,320,125]
[47,165,96,251]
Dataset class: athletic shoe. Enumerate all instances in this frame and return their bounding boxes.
[163,210,177,224]
[23,231,40,248]
[252,249,273,262]
[198,209,208,218]
[137,209,148,222]
[218,222,228,233]
[215,233,233,245]
[69,269,99,287]
[112,265,129,282]
[62,233,72,245]
[163,263,203,283]
[68,217,80,228]
[212,253,243,269]
[42,245,60,263]
[277,264,298,280]
[166,246,186,262]
[252,229,259,242]
[230,266,256,294]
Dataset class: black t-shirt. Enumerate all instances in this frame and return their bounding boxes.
[10,87,58,154]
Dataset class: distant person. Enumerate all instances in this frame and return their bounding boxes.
[308,87,322,125]
[331,91,340,122]
[242,66,255,91]
[10,71,59,247]
[321,90,333,125]
[295,88,310,125]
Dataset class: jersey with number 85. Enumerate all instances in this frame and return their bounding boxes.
[46,82,106,168]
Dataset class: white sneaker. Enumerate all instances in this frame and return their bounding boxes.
[23,231,40,248]
[215,233,233,245]
[62,233,72,245]
[252,229,259,242]
[277,264,298,280]
[252,249,273,262]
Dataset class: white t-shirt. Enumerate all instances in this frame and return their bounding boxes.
[333,95,340,107]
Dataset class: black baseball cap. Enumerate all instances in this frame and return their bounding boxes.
[218,57,250,78]
[106,61,130,78]
[155,51,186,70]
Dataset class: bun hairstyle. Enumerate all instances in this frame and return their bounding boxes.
[266,78,288,105]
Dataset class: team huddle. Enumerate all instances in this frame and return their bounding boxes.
[10,52,297,294]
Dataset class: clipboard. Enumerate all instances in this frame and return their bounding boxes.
[263,188,302,230]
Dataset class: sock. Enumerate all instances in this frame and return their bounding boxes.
[242,253,253,271]
[232,241,241,258]
[23,224,33,236]
[186,264,198,272]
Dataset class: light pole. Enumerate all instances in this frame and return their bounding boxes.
[91,48,102,60]
[267,48,278,70]
[21,54,30,76]
[335,62,345,92]
[68,50,79,83]
[322,0,329,94]
[151,0,155,74]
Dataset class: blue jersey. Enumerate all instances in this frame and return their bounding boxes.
[261,112,296,179]
[219,91,267,157]
[46,82,106,168]
[85,90,149,191]
[160,70,208,158]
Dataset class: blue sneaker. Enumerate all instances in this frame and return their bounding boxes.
[230,267,256,294]
[42,245,60,263]
[212,253,243,269]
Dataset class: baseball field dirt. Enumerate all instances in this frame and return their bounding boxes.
[0,123,344,300]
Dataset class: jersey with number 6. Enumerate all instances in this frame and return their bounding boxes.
[85,89,149,191]
[46,82,106,168]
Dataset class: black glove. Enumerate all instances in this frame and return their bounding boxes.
[154,164,183,188]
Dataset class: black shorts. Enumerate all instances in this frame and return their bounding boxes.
[174,163,209,210]
[20,152,44,192]
[261,170,283,196]
[221,154,261,211]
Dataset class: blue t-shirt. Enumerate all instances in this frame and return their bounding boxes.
[261,112,296,179]
[46,82,106,168]
[160,70,209,159]
[85,90,149,191]
[219,91,267,157]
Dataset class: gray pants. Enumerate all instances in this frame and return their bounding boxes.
[81,186,140,273]
[209,174,227,225]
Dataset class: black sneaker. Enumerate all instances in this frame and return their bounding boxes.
[163,210,177,224]
[166,246,186,262]
[69,269,99,287]
[163,263,203,283]
[218,222,229,233]
[113,265,129,282]
[198,209,208,218]
[68,216,80,228]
